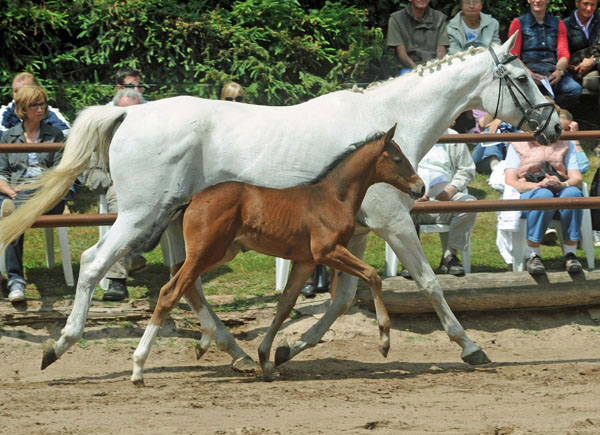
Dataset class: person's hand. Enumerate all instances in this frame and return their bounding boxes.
[434,185,456,202]
[530,72,546,84]
[574,57,595,76]
[486,118,502,134]
[0,185,19,199]
[566,121,578,132]
[416,194,429,202]
[540,174,562,190]
[548,69,563,86]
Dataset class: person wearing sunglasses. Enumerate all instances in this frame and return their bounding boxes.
[0,72,70,136]
[220,81,246,103]
[0,86,67,303]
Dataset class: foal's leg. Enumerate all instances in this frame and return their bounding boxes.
[275,230,369,365]
[163,218,258,373]
[42,216,146,369]
[257,262,315,381]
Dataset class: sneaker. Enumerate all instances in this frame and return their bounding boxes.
[1,199,15,217]
[7,282,25,302]
[526,255,546,275]
[102,279,129,301]
[593,231,600,247]
[438,254,465,276]
[541,228,557,245]
[564,252,583,273]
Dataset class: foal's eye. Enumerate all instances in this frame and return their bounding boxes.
[393,157,403,164]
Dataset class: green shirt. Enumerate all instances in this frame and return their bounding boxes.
[386,6,449,68]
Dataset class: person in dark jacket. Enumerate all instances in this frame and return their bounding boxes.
[564,0,600,92]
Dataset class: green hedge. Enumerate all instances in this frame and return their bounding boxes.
[0,0,575,121]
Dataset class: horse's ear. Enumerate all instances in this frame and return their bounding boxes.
[383,124,397,145]
[502,31,518,57]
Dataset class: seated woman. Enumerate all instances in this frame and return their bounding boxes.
[0,85,65,302]
[447,0,500,54]
[504,128,584,275]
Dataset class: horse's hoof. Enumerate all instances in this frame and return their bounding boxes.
[274,344,291,366]
[131,378,145,387]
[461,348,491,365]
[261,362,275,382]
[195,343,207,360]
[379,344,390,359]
[232,356,258,373]
[41,347,57,370]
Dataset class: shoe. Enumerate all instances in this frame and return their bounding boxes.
[399,267,413,280]
[1,199,15,217]
[7,282,25,302]
[542,228,557,245]
[438,254,465,276]
[301,282,316,299]
[102,279,129,301]
[314,265,330,293]
[594,145,600,157]
[129,254,147,274]
[564,252,582,273]
[593,231,600,247]
[526,255,546,275]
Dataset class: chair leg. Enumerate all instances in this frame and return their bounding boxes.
[384,242,398,277]
[511,221,527,272]
[275,258,291,290]
[44,228,55,268]
[57,227,75,287]
[581,209,595,269]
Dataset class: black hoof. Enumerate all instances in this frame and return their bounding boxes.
[461,349,491,365]
[41,348,57,370]
[274,345,291,366]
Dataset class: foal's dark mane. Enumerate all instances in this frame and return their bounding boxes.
[303,131,386,186]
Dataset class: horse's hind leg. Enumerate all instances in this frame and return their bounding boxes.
[163,217,258,373]
[275,230,370,365]
[257,262,315,381]
[42,217,145,369]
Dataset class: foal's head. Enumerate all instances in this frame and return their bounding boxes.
[375,125,424,200]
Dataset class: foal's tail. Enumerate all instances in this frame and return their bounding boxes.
[0,105,127,251]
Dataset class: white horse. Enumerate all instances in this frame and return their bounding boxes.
[0,34,560,378]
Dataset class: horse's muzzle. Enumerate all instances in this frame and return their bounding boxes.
[410,182,425,199]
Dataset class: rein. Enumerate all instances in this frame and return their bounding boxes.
[489,47,555,135]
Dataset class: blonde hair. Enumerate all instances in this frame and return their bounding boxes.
[220,81,245,101]
[14,86,48,120]
[13,72,39,89]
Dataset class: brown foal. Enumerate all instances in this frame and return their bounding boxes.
[132,125,424,383]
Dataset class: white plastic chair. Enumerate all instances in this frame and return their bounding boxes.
[275,257,291,291]
[0,227,74,287]
[511,183,595,271]
[384,224,471,276]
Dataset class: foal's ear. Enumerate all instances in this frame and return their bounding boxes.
[383,124,397,145]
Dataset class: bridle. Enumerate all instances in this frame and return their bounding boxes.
[489,47,555,134]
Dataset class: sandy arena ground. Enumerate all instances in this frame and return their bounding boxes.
[1,295,599,435]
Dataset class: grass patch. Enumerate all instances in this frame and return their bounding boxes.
[521,329,539,336]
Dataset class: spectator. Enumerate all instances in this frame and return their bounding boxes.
[447,0,501,55]
[220,81,246,102]
[504,127,584,275]
[472,116,519,175]
[508,0,582,109]
[386,0,449,75]
[401,129,477,278]
[564,0,600,94]
[0,72,70,135]
[107,67,148,105]
[0,86,66,302]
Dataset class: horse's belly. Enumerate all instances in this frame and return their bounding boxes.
[234,235,314,263]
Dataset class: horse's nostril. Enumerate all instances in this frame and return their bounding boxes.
[555,123,562,134]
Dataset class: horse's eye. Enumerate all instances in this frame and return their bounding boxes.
[517,75,528,83]
[393,157,403,164]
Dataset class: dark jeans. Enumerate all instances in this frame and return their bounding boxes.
[1,192,65,287]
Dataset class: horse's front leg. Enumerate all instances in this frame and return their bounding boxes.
[163,218,258,373]
[275,229,370,365]
[258,262,315,381]
[42,220,136,369]
[375,225,491,365]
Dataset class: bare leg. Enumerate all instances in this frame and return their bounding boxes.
[257,262,315,381]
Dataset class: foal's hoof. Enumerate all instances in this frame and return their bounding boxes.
[232,356,258,373]
[274,344,291,367]
[41,346,57,370]
[379,344,390,359]
[195,343,208,360]
[461,348,491,365]
[261,362,276,382]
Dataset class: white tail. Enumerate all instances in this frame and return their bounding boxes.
[0,105,127,251]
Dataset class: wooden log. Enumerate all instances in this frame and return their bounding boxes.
[356,270,600,314]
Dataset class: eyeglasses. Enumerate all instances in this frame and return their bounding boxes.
[224,95,244,102]
[28,102,48,109]
[121,83,145,89]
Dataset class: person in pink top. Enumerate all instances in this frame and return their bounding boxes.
[508,0,582,108]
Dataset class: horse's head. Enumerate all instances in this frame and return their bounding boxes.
[480,32,562,145]
[377,125,425,199]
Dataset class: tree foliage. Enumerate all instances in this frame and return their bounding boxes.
[0,0,575,120]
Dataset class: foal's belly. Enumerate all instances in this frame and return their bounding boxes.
[234,234,315,263]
